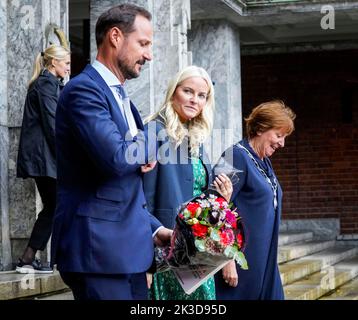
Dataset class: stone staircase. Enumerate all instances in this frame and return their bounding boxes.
[278,231,358,300]
[0,268,68,300]
[1,231,358,300]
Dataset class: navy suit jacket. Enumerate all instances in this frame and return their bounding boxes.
[143,119,213,229]
[51,65,161,274]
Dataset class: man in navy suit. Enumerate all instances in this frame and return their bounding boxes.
[51,4,172,300]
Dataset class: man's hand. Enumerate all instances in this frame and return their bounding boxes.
[222,260,238,287]
[141,161,157,173]
[154,227,173,247]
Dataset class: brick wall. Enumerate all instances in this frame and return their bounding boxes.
[241,49,358,234]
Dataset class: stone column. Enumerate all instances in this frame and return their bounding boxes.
[0,0,68,270]
[189,20,243,162]
[90,0,191,117]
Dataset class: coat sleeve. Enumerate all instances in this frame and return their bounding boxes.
[143,162,159,215]
[36,78,58,155]
[142,121,160,215]
[60,80,148,177]
[231,146,248,199]
[213,145,248,200]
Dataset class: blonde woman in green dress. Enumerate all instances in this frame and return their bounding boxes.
[143,66,232,300]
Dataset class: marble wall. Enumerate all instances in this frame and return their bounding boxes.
[0,0,68,269]
[0,126,11,271]
[0,0,11,271]
[0,0,7,126]
[90,0,191,118]
[189,20,243,162]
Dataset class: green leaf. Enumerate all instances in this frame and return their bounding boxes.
[202,208,209,220]
[235,251,249,270]
[195,239,206,252]
[210,229,221,242]
[223,246,237,259]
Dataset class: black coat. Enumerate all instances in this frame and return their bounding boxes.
[17,69,62,179]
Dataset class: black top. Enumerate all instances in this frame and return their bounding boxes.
[17,69,63,179]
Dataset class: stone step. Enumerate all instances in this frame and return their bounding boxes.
[284,255,358,300]
[278,240,336,264]
[279,245,358,286]
[319,276,358,300]
[278,231,313,246]
[0,270,67,300]
[34,289,74,300]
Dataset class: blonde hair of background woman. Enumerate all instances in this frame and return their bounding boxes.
[28,44,71,87]
[145,66,215,157]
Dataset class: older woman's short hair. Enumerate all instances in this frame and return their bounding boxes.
[245,100,296,139]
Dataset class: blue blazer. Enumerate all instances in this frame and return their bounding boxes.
[143,119,213,229]
[51,65,162,274]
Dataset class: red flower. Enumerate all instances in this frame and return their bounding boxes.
[186,202,201,217]
[216,197,226,209]
[178,213,184,220]
[220,229,235,246]
[237,233,243,248]
[192,223,208,238]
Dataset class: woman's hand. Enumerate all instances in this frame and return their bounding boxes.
[222,260,238,287]
[213,174,233,202]
[146,273,153,289]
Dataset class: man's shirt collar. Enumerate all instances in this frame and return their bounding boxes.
[92,60,124,87]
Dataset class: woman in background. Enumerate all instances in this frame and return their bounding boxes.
[16,44,71,273]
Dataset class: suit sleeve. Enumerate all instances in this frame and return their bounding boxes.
[37,78,58,155]
[62,81,147,176]
[149,213,162,234]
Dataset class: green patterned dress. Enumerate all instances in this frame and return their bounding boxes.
[150,157,216,300]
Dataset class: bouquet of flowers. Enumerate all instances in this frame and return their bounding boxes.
[156,189,248,274]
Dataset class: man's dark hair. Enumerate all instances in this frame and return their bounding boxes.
[95,4,152,48]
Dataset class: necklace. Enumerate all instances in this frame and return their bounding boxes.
[237,143,278,211]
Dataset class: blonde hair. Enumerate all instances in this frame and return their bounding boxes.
[145,66,215,156]
[28,45,71,87]
[245,100,296,139]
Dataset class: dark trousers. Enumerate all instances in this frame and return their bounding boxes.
[28,177,57,251]
[60,272,148,300]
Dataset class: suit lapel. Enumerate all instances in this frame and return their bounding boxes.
[130,101,144,131]
[83,65,129,137]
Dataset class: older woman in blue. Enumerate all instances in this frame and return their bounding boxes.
[215,100,296,300]
[143,66,232,300]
